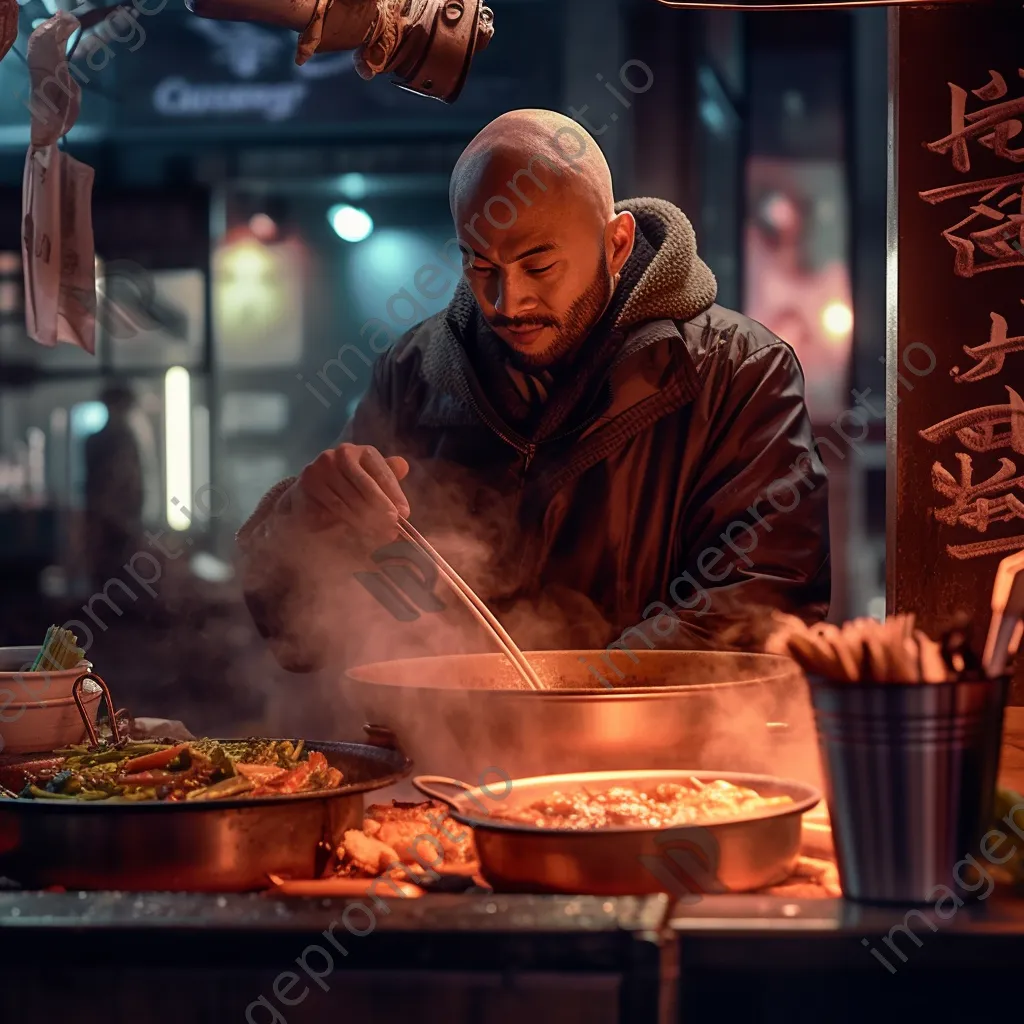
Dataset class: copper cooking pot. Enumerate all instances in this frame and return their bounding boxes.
[0,739,411,891]
[345,650,820,787]
[414,769,821,895]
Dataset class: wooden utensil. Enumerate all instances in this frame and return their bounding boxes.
[983,549,1024,679]
[396,516,544,691]
[265,873,425,898]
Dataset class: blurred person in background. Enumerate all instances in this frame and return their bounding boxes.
[239,109,831,672]
[744,191,853,424]
[85,383,144,587]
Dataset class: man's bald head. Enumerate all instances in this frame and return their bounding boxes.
[450,108,615,222]
[448,109,635,368]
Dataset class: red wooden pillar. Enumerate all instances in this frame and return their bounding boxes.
[887,3,1024,695]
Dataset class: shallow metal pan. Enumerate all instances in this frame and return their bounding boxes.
[414,769,821,896]
[0,739,411,891]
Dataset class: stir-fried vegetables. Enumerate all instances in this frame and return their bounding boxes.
[0,739,343,803]
[189,739,306,768]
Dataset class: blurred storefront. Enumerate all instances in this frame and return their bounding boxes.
[0,0,886,728]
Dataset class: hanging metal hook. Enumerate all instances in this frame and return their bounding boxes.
[72,671,128,750]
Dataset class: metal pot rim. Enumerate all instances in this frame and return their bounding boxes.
[347,650,800,696]
[808,674,1009,690]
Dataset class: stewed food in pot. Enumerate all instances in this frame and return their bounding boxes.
[487,777,794,830]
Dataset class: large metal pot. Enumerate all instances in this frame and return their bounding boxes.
[0,740,410,891]
[414,769,821,895]
[345,650,820,785]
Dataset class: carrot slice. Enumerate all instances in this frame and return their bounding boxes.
[122,743,189,774]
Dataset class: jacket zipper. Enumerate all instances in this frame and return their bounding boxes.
[450,359,537,484]
[471,394,532,466]
[455,378,538,583]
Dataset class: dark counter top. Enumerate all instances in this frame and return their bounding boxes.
[0,889,667,940]
[672,889,1024,960]
[2,889,1023,1023]
[0,892,670,1024]
[668,890,1024,1023]
[4,886,1024,950]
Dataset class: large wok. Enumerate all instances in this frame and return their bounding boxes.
[0,739,410,891]
[345,650,820,786]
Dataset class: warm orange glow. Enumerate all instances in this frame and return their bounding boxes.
[821,301,853,339]
[249,214,278,243]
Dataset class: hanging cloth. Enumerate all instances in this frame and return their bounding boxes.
[21,12,97,353]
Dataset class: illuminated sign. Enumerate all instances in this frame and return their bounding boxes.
[107,6,560,132]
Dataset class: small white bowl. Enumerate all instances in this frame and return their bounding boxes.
[0,645,91,704]
[0,685,103,756]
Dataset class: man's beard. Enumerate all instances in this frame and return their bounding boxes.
[489,253,614,370]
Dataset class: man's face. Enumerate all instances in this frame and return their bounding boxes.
[454,191,616,368]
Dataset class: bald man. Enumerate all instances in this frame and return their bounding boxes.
[239,109,831,672]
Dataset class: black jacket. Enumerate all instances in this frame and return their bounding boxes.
[238,197,831,671]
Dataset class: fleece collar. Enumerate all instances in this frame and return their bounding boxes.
[615,196,717,327]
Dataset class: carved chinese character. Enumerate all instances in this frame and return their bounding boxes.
[932,453,1024,531]
[919,173,1024,277]
[952,308,1024,382]
[925,70,1024,174]
[919,386,1024,453]
[947,535,1024,560]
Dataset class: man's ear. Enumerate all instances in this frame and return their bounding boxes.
[607,211,636,277]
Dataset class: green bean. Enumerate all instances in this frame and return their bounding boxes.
[187,776,254,801]
[26,785,73,800]
[72,751,129,767]
[57,742,166,765]
[120,788,157,801]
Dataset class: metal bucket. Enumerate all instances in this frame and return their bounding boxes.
[810,676,1009,904]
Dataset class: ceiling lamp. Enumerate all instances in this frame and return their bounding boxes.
[329,204,373,243]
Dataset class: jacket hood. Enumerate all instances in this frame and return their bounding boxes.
[615,197,718,329]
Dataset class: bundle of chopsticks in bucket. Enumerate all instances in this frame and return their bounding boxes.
[31,625,86,671]
[768,551,1024,684]
[766,613,950,683]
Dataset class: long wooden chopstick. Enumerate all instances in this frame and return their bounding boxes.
[396,517,544,691]
[984,550,1024,678]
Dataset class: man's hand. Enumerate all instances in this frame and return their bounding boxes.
[287,443,411,549]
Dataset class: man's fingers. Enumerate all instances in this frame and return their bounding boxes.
[334,449,399,518]
[296,445,410,542]
[334,474,398,536]
[359,448,411,516]
[302,473,396,546]
[300,473,360,528]
[386,456,410,482]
